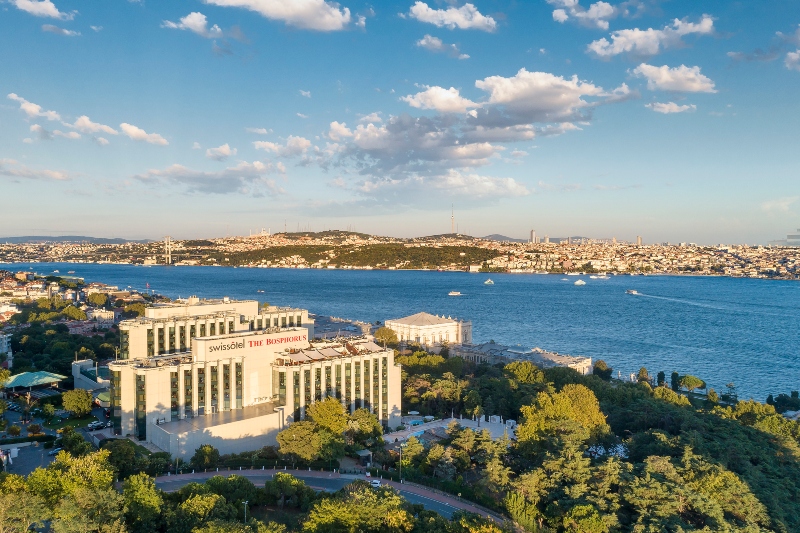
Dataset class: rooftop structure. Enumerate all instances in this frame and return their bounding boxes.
[3,371,67,390]
[385,312,472,347]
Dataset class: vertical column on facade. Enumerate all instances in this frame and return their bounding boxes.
[299,365,307,420]
[205,362,213,415]
[191,366,199,417]
[228,357,236,410]
[177,366,185,419]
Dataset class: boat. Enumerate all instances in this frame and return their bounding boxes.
[448,291,462,296]
[567,272,580,276]
[574,280,586,286]
[484,279,494,285]
[67,271,75,274]
[52,270,59,273]
[590,275,598,279]
[626,289,639,295]
[257,290,264,293]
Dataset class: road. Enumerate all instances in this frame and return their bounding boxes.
[154,469,503,522]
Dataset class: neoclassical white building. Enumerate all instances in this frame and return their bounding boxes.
[384,312,472,347]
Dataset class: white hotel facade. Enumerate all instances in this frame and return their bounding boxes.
[109,298,401,459]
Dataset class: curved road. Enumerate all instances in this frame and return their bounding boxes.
[154,469,504,522]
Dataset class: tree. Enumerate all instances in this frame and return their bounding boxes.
[0,368,9,389]
[656,371,666,387]
[263,473,315,511]
[505,361,545,384]
[347,408,383,446]
[191,444,221,471]
[60,426,93,456]
[0,491,51,533]
[52,487,127,533]
[636,367,650,384]
[374,327,398,346]
[707,388,719,404]
[27,424,42,435]
[277,421,320,462]
[103,439,137,478]
[123,473,163,533]
[62,389,93,417]
[305,397,348,435]
[679,374,706,393]
[593,360,613,381]
[670,371,680,392]
[42,403,56,423]
[62,306,87,321]
[7,425,20,437]
[87,293,108,307]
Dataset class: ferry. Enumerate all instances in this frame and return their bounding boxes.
[52,270,60,273]
[448,291,462,296]
[626,289,639,295]
[574,280,586,286]
[484,279,494,285]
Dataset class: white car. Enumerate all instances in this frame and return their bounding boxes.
[370,480,381,488]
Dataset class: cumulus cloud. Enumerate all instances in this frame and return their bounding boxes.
[633,63,716,93]
[192,142,202,149]
[358,169,528,200]
[245,127,272,134]
[41,24,80,36]
[416,34,469,59]
[205,143,237,161]
[119,123,169,145]
[761,196,798,213]
[53,130,81,139]
[0,158,70,181]
[548,0,616,30]
[162,12,223,38]
[90,25,102,32]
[70,115,118,135]
[11,0,74,20]
[253,135,312,156]
[7,93,61,121]
[299,89,311,98]
[30,124,52,140]
[358,112,383,123]
[401,86,480,113]
[407,2,496,32]
[95,137,110,146]
[588,15,714,58]
[787,50,800,71]
[645,101,696,114]
[297,113,309,119]
[202,0,351,31]
[328,121,354,141]
[134,160,284,195]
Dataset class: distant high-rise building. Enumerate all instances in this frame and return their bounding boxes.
[530,229,536,244]
[636,236,642,246]
[544,235,550,244]
[612,237,617,245]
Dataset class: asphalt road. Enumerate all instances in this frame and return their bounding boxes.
[155,472,470,519]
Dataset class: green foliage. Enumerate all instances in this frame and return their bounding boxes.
[302,481,414,532]
[191,444,221,471]
[102,438,138,478]
[262,473,316,511]
[62,389,93,417]
[61,305,87,321]
[592,360,612,381]
[7,425,21,437]
[0,490,51,533]
[123,473,163,533]
[306,397,348,435]
[504,361,545,384]
[87,293,108,307]
[277,421,322,462]
[374,326,398,346]
[679,374,706,392]
[347,408,383,446]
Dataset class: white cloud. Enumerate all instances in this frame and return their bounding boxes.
[588,15,714,58]
[70,115,118,135]
[416,34,469,59]
[192,142,202,149]
[95,137,110,146]
[407,2,496,32]
[328,121,353,141]
[202,0,351,31]
[358,169,528,200]
[355,15,366,28]
[253,135,312,156]
[206,143,237,161]
[11,0,74,20]
[633,63,717,93]
[53,129,81,139]
[645,101,696,114]
[30,124,52,140]
[787,50,800,71]
[245,127,272,134]
[7,93,61,121]
[0,158,70,181]
[401,86,480,113]
[297,113,309,119]
[761,196,798,213]
[41,24,80,36]
[90,25,102,32]
[162,12,222,38]
[299,89,311,98]
[134,160,284,195]
[358,112,382,123]
[119,123,169,145]
[548,0,616,30]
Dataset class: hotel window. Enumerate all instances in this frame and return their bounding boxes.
[170,371,179,418]
[146,328,154,357]
[257,319,262,330]
[315,368,321,401]
[335,365,342,399]
[210,366,219,412]
[289,315,295,327]
[373,359,380,414]
[345,363,351,407]
[179,326,186,351]
[363,362,370,410]
[293,371,300,419]
[210,323,216,336]
[249,320,254,331]
[297,315,302,327]
[184,370,193,417]
[135,374,146,440]
[219,322,225,335]
[197,369,206,415]
[158,328,165,355]
[382,357,388,422]
[190,324,196,342]
[354,362,361,405]
[304,369,311,407]
[169,327,175,353]
[229,321,234,334]
[111,371,121,433]
[273,317,278,327]
[281,316,287,328]
[223,364,231,411]
[325,366,332,397]
[446,332,449,342]
[235,363,243,409]
[276,370,286,406]
[120,331,129,359]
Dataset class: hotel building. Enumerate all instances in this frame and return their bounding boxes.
[109,297,401,459]
[384,312,472,347]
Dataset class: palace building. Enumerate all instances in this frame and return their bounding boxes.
[384,312,472,347]
[109,297,401,459]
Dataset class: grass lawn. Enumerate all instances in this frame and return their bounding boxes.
[44,415,97,430]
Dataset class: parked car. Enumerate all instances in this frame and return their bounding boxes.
[370,480,381,488]
[48,447,63,456]
[104,421,113,428]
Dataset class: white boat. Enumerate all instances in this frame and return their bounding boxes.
[484,279,494,285]
[67,271,75,274]
[561,278,569,281]
[626,289,638,295]
[574,280,586,286]
[448,291,462,296]
[567,272,580,276]
[590,275,598,279]
[53,270,60,273]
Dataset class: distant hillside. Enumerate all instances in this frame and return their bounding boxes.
[0,235,150,244]
[482,234,528,243]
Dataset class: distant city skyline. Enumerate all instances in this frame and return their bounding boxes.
[1,0,798,244]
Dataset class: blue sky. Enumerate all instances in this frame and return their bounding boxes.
[1,0,799,243]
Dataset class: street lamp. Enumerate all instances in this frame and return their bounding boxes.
[243,500,248,523]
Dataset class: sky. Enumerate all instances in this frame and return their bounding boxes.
[1,0,799,244]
